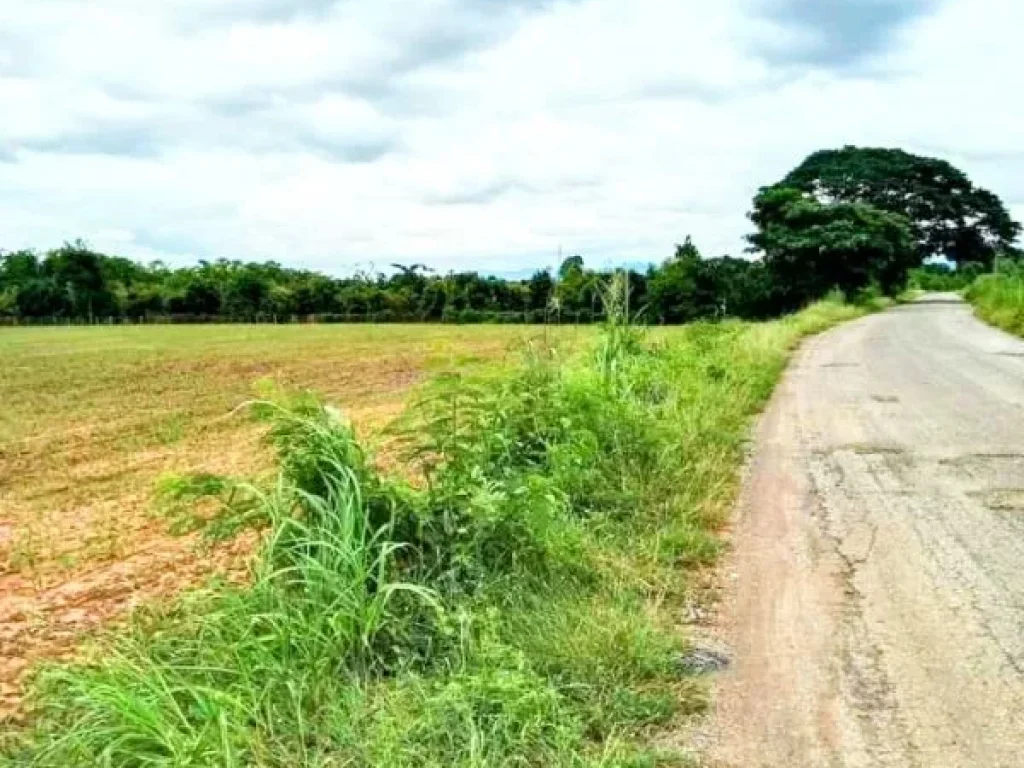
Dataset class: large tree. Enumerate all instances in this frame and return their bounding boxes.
[748,187,918,306]
[776,146,1020,267]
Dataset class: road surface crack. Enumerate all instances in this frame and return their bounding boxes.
[808,450,922,767]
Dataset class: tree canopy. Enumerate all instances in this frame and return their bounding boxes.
[776,146,1020,267]
[748,186,918,308]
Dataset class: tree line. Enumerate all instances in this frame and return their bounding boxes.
[2,146,1019,325]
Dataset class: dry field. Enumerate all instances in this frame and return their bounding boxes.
[0,322,584,718]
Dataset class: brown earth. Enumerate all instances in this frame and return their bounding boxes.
[706,295,1024,767]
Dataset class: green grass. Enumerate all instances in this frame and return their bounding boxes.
[966,271,1024,336]
[2,291,872,766]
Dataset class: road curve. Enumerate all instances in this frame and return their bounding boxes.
[708,294,1024,767]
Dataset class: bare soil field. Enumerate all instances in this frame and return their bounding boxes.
[0,323,584,718]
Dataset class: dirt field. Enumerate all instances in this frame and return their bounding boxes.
[0,323,584,718]
[707,296,1024,767]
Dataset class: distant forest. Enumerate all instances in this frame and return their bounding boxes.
[0,239,789,325]
[2,147,1019,325]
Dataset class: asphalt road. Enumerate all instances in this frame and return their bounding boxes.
[708,294,1024,767]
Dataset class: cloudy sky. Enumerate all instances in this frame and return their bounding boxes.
[1,0,1022,275]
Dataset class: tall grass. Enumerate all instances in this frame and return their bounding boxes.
[3,282,871,767]
[966,267,1024,336]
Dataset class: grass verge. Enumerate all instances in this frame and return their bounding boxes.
[966,271,1024,336]
[1,285,873,766]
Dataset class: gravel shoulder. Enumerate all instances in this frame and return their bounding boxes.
[707,294,1024,767]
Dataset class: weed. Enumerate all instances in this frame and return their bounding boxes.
[154,472,260,539]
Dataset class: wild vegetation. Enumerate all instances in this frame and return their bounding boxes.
[2,283,875,766]
[966,263,1024,336]
[2,146,1018,326]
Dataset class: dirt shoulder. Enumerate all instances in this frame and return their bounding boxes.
[705,295,1024,767]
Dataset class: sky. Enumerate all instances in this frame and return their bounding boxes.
[1,0,1022,275]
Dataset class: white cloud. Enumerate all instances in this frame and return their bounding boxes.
[0,0,1020,274]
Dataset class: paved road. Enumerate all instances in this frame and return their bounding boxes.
[709,295,1024,767]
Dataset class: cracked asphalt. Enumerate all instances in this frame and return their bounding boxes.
[707,294,1024,767]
